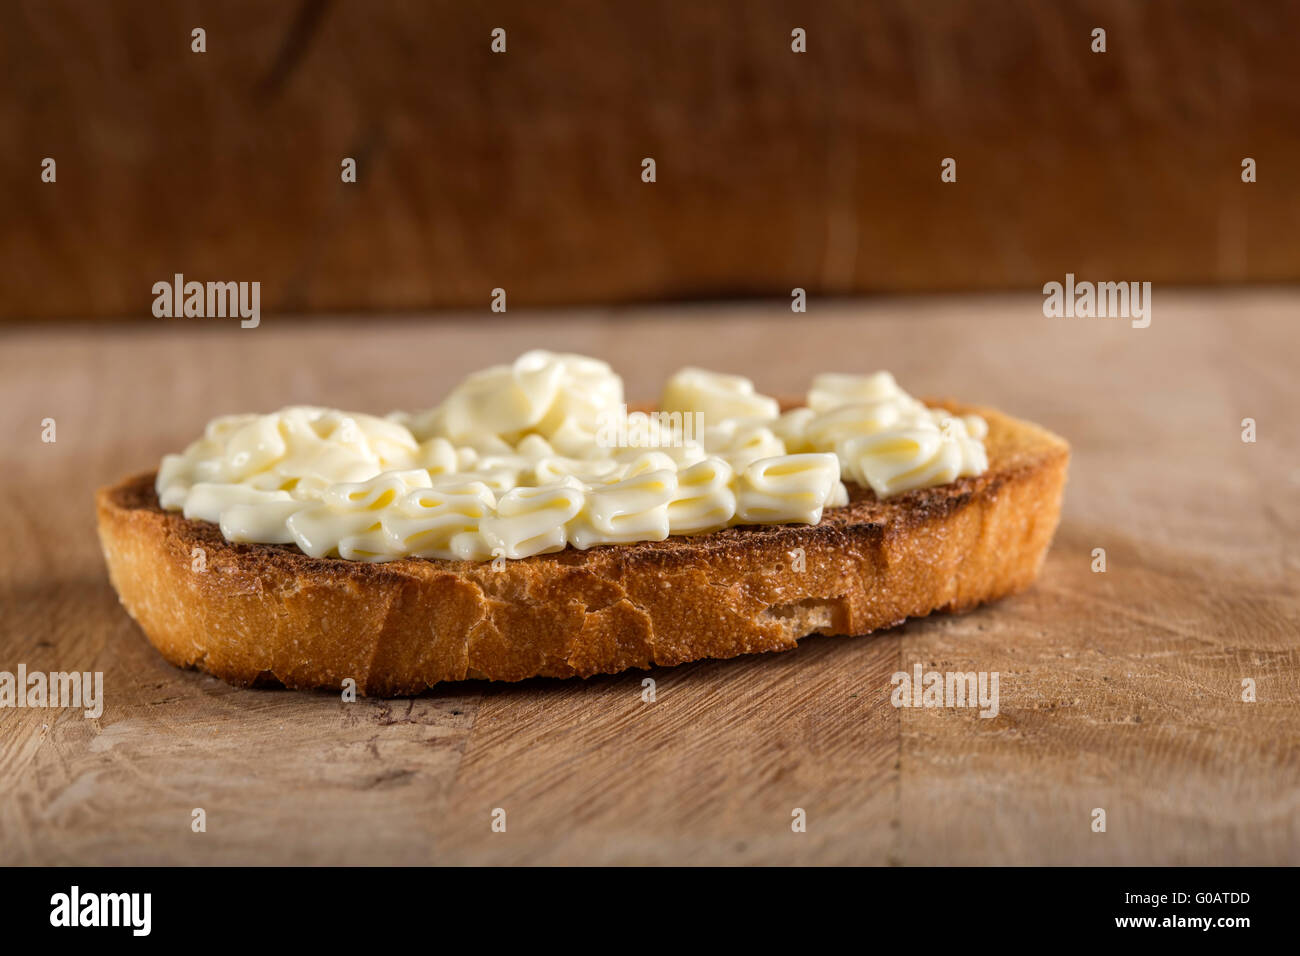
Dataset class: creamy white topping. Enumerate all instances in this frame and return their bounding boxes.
[156,351,988,562]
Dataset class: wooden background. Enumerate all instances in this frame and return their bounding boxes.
[4,0,1300,319]
[1,291,1296,864]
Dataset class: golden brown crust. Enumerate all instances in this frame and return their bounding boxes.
[95,402,1069,695]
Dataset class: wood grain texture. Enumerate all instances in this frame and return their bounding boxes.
[0,290,1297,864]
[4,1,1300,319]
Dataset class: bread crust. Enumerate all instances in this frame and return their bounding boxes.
[95,402,1069,695]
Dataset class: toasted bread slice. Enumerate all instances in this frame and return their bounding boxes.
[96,401,1068,695]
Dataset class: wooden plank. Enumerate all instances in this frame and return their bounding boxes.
[0,291,1296,863]
[4,1,1300,319]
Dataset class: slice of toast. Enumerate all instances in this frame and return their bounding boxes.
[96,401,1068,695]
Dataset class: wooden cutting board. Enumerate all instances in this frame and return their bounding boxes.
[1,291,1296,864]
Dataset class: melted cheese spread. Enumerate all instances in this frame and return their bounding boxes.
[157,351,988,562]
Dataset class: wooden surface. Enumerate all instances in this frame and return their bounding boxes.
[1,291,1297,864]
[6,0,1300,319]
